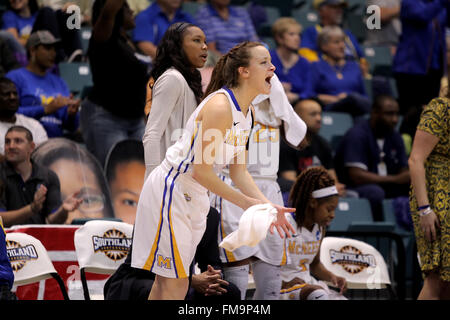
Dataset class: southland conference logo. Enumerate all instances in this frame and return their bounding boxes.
[6,240,39,271]
[92,229,132,261]
[330,245,376,274]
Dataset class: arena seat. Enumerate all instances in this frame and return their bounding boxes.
[74,220,133,300]
[58,62,93,97]
[319,111,353,151]
[328,197,373,232]
[6,232,70,300]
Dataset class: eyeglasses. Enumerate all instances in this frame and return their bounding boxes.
[74,188,105,215]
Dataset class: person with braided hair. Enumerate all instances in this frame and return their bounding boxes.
[280,166,347,300]
[131,41,296,300]
[142,22,208,179]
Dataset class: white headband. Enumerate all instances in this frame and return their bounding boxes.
[312,186,338,199]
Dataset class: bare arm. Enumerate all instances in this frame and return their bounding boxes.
[380,6,401,23]
[0,205,35,228]
[137,41,158,59]
[408,129,440,242]
[92,0,126,43]
[310,246,346,294]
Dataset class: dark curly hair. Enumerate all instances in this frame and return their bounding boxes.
[149,22,203,104]
[289,166,337,227]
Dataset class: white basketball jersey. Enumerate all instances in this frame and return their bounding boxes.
[281,214,323,284]
[165,87,253,176]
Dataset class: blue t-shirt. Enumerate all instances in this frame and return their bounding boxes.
[6,68,79,137]
[132,2,195,46]
[1,10,36,42]
[301,25,364,61]
[195,4,259,54]
[270,49,313,99]
[310,57,366,97]
[334,119,408,187]
[0,224,14,289]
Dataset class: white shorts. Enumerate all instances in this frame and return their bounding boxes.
[131,160,210,278]
[211,175,285,265]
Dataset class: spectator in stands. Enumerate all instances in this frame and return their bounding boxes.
[0,126,82,227]
[408,96,449,300]
[334,94,410,221]
[270,17,313,104]
[0,216,16,300]
[104,207,241,301]
[143,22,207,178]
[105,140,145,224]
[278,98,346,197]
[6,30,80,138]
[299,0,368,76]
[0,77,47,155]
[81,0,149,167]
[310,26,371,118]
[133,0,195,60]
[365,0,401,56]
[393,0,450,140]
[31,138,115,224]
[2,0,83,61]
[195,0,259,60]
[2,0,39,49]
[0,37,21,77]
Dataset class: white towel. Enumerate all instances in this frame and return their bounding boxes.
[219,203,277,252]
[252,74,307,147]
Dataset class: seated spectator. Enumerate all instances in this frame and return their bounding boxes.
[310,26,371,118]
[0,216,16,300]
[365,0,401,56]
[81,0,149,167]
[31,138,115,224]
[195,0,259,60]
[0,37,21,77]
[334,94,410,221]
[278,98,346,197]
[2,0,39,49]
[133,0,195,60]
[104,207,241,301]
[0,126,82,227]
[270,17,313,104]
[0,77,47,154]
[105,139,145,225]
[6,31,80,138]
[300,0,368,76]
[2,0,83,61]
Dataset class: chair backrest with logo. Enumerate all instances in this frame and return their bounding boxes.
[74,220,133,300]
[6,232,69,300]
[320,236,391,289]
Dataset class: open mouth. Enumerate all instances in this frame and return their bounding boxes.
[265,76,272,85]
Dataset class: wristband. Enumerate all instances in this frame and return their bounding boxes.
[417,204,430,211]
[420,207,432,217]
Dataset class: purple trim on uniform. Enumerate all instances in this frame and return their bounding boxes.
[166,171,181,278]
[222,86,242,112]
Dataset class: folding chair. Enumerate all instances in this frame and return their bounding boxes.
[74,220,133,300]
[320,236,395,299]
[5,232,69,300]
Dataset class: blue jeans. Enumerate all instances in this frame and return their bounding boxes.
[80,98,145,166]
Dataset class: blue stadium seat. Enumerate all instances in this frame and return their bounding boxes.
[319,111,353,151]
[362,45,393,76]
[58,62,93,96]
[328,198,373,232]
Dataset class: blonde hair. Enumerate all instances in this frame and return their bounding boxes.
[271,17,302,46]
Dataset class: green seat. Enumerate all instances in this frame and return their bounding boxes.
[362,45,392,75]
[80,26,92,55]
[58,62,93,96]
[344,12,366,43]
[182,1,202,16]
[261,36,276,50]
[328,198,373,232]
[319,111,353,150]
[292,9,319,29]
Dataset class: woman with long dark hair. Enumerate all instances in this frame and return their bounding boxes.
[80,0,149,167]
[143,21,207,179]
